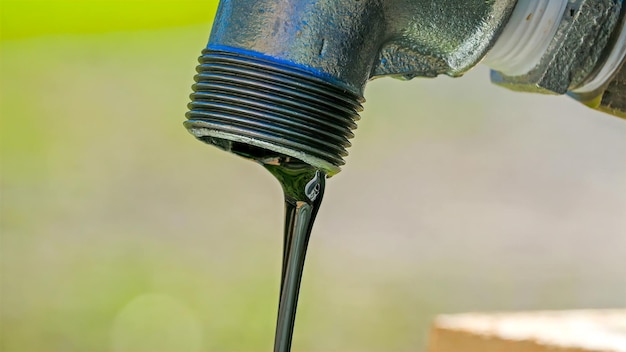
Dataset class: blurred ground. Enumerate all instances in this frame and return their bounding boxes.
[1,5,625,352]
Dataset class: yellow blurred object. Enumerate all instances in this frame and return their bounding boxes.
[0,0,219,40]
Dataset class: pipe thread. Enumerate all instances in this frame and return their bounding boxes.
[185,49,363,173]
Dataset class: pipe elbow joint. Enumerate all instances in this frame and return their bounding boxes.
[185,0,625,174]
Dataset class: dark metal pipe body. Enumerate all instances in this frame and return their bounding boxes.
[185,0,518,174]
[208,0,518,91]
[185,0,625,174]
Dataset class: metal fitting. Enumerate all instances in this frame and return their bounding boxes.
[185,0,517,174]
[185,0,625,174]
[570,5,626,118]
[487,0,624,95]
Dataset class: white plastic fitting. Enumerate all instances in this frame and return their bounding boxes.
[483,0,569,76]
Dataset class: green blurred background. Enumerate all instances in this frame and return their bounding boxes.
[1,1,625,351]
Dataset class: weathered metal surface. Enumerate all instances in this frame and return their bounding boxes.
[491,0,623,94]
[371,0,517,79]
[209,0,517,92]
[570,5,626,118]
[189,0,518,172]
[188,0,626,174]
[208,0,388,93]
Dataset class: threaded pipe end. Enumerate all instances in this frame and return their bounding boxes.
[184,49,364,175]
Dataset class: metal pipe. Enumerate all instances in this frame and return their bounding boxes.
[185,0,625,174]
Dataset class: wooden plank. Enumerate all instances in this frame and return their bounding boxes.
[428,310,626,352]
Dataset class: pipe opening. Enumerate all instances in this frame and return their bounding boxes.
[185,49,364,175]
